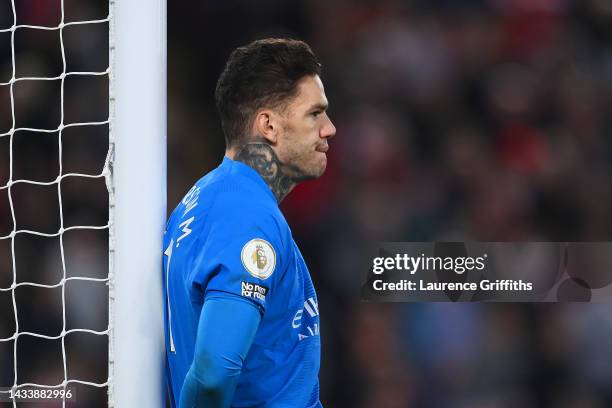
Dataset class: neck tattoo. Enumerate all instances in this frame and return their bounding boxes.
[234,143,296,202]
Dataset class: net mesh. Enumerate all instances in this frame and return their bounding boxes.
[0,0,111,405]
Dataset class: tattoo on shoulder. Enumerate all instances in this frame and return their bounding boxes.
[234,143,295,202]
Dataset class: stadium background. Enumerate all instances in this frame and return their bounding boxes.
[2,0,612,406]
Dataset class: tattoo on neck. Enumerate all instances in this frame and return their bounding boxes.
[234,143,296,202]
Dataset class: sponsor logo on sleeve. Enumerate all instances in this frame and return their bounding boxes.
[241,281,268,302]
[241,238,276,279]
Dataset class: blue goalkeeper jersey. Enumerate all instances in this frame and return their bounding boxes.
[163,156,322,407]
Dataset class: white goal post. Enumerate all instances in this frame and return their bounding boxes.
[0,0,166,406]
[110,0,167,406]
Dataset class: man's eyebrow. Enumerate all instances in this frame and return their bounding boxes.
[308,102,328,111]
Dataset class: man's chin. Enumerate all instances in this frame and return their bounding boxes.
[314,155,328,177]
[309,157,328,178]
[295,165,326,181]
[288,155,327,181]
[310,165,327,180]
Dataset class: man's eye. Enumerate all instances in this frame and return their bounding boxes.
[312,111,321,117]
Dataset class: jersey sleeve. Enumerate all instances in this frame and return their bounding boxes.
[190,201,287,314]
[179,293,261,407]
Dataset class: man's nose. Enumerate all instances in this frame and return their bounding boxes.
[321,115,336,139]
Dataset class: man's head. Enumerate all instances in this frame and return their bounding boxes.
[215,38,336,180]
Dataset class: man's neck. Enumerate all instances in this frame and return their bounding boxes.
[230,143,296,203]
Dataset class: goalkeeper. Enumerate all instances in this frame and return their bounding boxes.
[163,38,336,407]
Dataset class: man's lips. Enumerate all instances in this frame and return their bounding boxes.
[316,145,329,153]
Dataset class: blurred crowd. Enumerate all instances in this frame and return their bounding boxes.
[170,1,612,406]
[2,0,612,407]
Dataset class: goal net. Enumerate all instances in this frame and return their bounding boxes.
[0,0,166,406]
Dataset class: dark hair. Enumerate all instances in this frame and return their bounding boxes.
[215,38,321,147]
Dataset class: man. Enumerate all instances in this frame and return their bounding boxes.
[163,38,336,407]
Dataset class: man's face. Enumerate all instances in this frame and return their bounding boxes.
[275,75,336,180]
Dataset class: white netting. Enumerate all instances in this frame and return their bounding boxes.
[0,0,111,406]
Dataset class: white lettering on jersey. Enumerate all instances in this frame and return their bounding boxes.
[164,238,176,353]
[303,297,318,317]
[241,281,268,302]
[292,309,303,328]
[182,186,200,216]
[176,216,195,246]
[292,296,320,340]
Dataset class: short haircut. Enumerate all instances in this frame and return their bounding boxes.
[215,38,321,147]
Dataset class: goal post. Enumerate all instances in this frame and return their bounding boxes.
[110,0,167,406]
[0,0,167,405]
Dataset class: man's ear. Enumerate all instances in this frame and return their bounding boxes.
[253,109,280,144]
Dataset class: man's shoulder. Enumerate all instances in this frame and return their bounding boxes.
[170,163,289,241]
[210,187,285,229]
[208,181,290,246]
[198,162,270,198]
[205,168,282,220]
[185,164,272,211]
